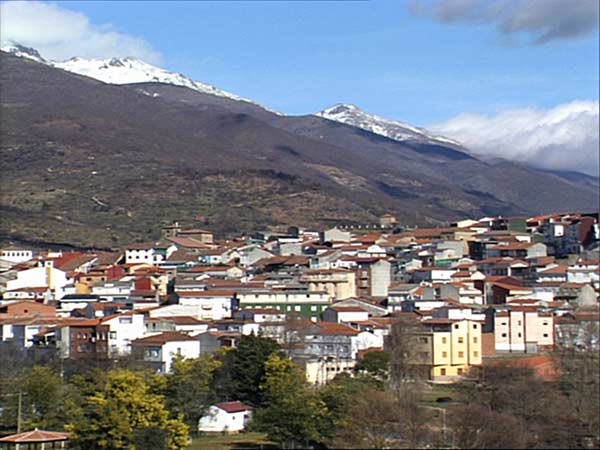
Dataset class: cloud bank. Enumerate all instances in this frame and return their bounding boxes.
[410,0,600,44]
[429,101,600,176]
[0,1,161,63]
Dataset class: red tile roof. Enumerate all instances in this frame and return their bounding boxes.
[0,429,70,443]
[133,331,196,344]
[538,265,568,274]
[489,242,537,251]
[329,306,368,313]
[177,290,236,297]
[215,401,254,413]
[313,322,360,336]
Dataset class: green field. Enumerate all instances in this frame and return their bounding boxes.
[421,383,463,408]
[188,432,275,450]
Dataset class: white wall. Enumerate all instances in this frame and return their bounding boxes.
[198,407,252,433]
[7,267,68,292]
[104,314,146,355]
[162,340,201,372]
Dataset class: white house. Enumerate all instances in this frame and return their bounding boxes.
[323,305,370,324]
[6,266,69,298]
[124,243,177,266]
[0,247,33,264]
[410,267,457,284]
[176,291,234,320]
[131,331,200,373]
[198,402,254,433]
[90,281,133,302]
[100,312,146,355]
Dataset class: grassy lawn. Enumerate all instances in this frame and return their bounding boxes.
[188,432,275,450]
[421,383,463,408]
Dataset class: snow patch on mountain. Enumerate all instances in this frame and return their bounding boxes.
[1,43,46,64]
[316,104,462,147]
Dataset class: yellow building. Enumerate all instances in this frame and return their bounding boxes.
[418,318,483,382]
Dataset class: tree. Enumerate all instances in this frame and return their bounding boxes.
[68,369,188,450]
[555,339,600,446]
[465,364,587,449]
[165,354,220,433]
[318,372,383,444]
[20,365,82,431]
[215,335,281,406]
[354,350,390,381]
[448,404,528,449]
[327,381,433,449]
[0,365,81,433]
[387,316,430,387]
[280,313,309,357]
[328,387,403,449]
[252,354,327,449]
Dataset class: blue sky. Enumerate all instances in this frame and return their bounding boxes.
[47,0,598,125]
[1,0,599,174]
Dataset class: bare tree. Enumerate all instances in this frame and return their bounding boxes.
[449,404,528,449]
[280,313,310,357]
[554,323,600,446]
[387,316,430,392]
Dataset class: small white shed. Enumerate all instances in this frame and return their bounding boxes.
[198,401,254,433]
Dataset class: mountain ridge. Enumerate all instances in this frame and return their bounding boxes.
[1,50,597,247]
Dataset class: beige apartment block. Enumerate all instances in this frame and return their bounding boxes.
[495,306,554,353]
[301,268,357,300]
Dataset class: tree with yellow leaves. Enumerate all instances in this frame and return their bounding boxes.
[68,369,188,450]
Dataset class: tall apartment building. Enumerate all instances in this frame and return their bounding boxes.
[354,258,391,298]
[414,318,483,382]
[493,306,554,353]
[301,268,357,300]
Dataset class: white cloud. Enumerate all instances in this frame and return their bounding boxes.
[429,100,600,176]
[0,1,161,63]
[410,0,600,44]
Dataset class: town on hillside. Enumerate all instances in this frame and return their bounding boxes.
[0,211,598,448]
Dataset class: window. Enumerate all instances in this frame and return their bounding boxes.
[518,320,522,326]
[543,333,548,338]
[441,337,447,344]
[501,322,507,326]
[501,333,507,337]
[419,337,428,344]
[473,351,479,357]
[295,306,301,312]
[473,337,478,343]
[458,351,464,358]
[473,324,478,329]
[440,368,446,376]
[442,351,448,358]
[310,306,317,311]
[457,368,463,375]
[543,322,548,326]
[458,337,464,344]
[419,351,430,359]
[454,324,459,329]
[109,331,117,339]
[518,332,522,338]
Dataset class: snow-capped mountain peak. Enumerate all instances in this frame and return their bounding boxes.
[1,44,281,113]
[52,55,251,103]
[316,103,461,147]
[1,42,46,64]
